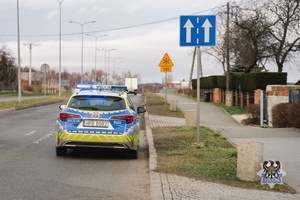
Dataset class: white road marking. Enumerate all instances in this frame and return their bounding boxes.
[33,132,53,144]
[25,131,37,136]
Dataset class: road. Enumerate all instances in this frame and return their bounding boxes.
[0,94,150,200]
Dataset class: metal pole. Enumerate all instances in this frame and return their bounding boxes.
[104,50,107,84]
[57,0,64,97]
[165,72,167,110]
[80,25,83,83]
[87,34,107,84]
[17,0,21,102]
[196,46,201,145]
[69,21,96,84]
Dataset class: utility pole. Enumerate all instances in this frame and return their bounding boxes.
[189,47,196,88]
[225,1,231,106]
[23,43,40,86]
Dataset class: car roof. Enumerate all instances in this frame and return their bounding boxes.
[72,84,128,98]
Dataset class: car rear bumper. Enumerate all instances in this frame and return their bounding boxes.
[54,131,139,150]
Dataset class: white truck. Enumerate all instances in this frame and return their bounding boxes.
[125,77,138,95]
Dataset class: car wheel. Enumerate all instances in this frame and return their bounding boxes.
[56,147,67,156]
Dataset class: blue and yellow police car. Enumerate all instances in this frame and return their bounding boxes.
[54,84,146,159]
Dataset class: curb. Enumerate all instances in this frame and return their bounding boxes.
[0,108,16,115]
[145,111,164,200]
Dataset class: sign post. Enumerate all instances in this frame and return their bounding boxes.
[40,63,50,96]
[180,15,216,145]
[158,53,174,110]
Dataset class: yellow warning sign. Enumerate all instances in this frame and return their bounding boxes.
[160,67,172,72]
[159,53,174,67]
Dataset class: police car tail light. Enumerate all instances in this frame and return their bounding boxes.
[111,115,134,124]
[60,112,81,122]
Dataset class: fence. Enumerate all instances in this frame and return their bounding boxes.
[179,88,255,109]
[0,82,17,91]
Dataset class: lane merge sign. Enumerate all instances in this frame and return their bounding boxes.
[180,15,216,46]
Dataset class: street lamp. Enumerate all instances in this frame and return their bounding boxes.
[17,0,21,102]
[57,0,64,97]
[104,48,117,84]
[69,20,96,83]
[110,57,122,82]
[86,34,107,84]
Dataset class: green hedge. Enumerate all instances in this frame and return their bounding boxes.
[192,72,287,92]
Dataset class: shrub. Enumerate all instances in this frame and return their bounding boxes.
[245,104,260,118]
[23,85,34,92]
[272,103,300,128]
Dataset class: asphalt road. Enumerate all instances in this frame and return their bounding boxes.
[0,94,150,200]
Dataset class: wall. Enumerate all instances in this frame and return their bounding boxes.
[266,85,299,127]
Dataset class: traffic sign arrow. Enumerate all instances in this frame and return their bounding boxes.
[183,19,194,43]
[180,15,216,46]
[202,19,212,43]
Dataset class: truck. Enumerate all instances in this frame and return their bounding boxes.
[125,77,138,95]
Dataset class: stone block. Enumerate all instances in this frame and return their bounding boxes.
[237,139,263,181]
[169,100,178,111]
[185,110,196,126]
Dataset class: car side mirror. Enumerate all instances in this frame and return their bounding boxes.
[59,105,66,110]
[137,106,146,114]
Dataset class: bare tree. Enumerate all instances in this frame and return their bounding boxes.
[230,0,273,73]
[203,7,228,74]
[265,0,300,72]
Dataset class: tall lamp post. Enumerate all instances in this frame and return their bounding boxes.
[17,0,21,102]
[57,0,64,97]
[69,20,96,83]
[104,48,117,84]
[86,34,107,84]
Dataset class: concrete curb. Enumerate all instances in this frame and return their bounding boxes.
[145,110,164,200]
[0,108,16,115]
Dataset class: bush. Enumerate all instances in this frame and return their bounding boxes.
[272,103,300,128]
[245,104,260,118]
[242,104,260,126]
[23,85,34,92]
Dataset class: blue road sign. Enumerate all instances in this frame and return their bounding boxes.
[180,15,216,46]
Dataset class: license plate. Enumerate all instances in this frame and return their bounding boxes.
[83,120,109,128]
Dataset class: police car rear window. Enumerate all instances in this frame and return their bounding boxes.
[68,95,126,111]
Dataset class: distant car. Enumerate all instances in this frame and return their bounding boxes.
[54,84,146,158]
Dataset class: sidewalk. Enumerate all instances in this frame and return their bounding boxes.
[146,92,300,200]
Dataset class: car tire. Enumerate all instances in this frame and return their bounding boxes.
[56,147,67,156]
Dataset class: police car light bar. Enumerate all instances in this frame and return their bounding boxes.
[76,84,127,91]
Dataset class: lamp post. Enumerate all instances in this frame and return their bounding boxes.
[57,0,64,97]
[110,57,122,83]
[17,0,21,102]
[86,34,107,84]
[69,20,96,83]
[106,48,117,84]
[100,48,117,84]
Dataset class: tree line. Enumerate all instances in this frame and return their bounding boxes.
[204,0,300,75]
[0,45,139,90]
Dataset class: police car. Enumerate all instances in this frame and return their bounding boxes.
[54,84,146,158]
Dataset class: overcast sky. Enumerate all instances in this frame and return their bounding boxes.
[1,0,299,84]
